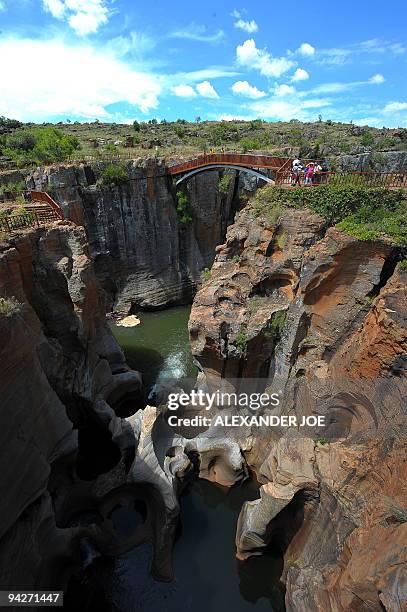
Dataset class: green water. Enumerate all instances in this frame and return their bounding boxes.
[110,306,197,390]
[109,305,285,611]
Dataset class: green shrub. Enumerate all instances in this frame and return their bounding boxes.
[101,164,128,187]
[265,310,287,344]
[176,190,192,224]
[248,297,262,313]
[235,327,248,355]
[399,259,407,271]
[361,131,375,146]
[251,185,406,246]
[218,173,232,194]
[0,296,22,318]
[133,120,140,132]
[2,127,80,165]
[314,436,329,445]
[201,267,211,281]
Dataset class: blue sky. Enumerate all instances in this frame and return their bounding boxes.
[0,0,406,126]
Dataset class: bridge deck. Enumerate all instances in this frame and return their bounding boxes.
[168,153,292,175]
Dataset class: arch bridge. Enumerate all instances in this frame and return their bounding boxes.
[168,153,407,189]
[169,153,292,186]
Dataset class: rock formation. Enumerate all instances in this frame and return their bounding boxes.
[0,221,142,590]
[28,160,243,312]
[189,201,407,610]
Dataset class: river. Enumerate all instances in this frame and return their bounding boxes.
[86,307,286,611]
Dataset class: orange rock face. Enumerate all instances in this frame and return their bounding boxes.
[189,204,407,611]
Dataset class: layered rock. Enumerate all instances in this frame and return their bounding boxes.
[28,160,241,311]
[189,199,407,611]
[0,222,141,590]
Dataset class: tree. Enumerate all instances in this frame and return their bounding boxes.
[133,120,141,132]
[195,116,201,123]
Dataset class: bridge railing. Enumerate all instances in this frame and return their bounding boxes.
[275,170,407,188]
[168,153,291,174]
[0,209,61,234]
[30,190,65,219]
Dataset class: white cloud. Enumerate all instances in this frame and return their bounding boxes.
[236,39,295,78]
[369,73,385,84]
[0,37,161,121]
[231,80,266,99]
[0,0,6,10]
[196,80,219,99]
[42,0,109,35]
[249,96,331,121]
[275,84,295,96]
[171,84,197,98]
[384,102,407,113]
[298,42,315,56]
[168,23,224,43]
[234,18,258,33]
[292,68,309,82]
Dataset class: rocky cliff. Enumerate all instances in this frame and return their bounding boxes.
[189,201,407,610]
[0,221,142,591]
[28,160,242,312]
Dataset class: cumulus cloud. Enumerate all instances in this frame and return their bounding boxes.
[292,68,309,82]
[0,37,161,121]
[234,18,258,33]
[236,39,295,78]
[171,85,197,98]
[196,80,219,99]
[298,42,315,56]
[275,84,296,96]
[42,0,109,35]
[369,73,385,84]
[384,102,407,112]
[231,80,266,99]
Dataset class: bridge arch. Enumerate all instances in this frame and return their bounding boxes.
[174,164,275,186]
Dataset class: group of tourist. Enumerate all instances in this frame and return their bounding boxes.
[291,158,327,186]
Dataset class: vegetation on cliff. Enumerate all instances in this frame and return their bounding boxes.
[252,185,407,247]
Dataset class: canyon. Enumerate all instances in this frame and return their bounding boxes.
[0,159,406,611]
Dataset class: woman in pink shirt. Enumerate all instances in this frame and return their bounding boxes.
[304,162,315,185]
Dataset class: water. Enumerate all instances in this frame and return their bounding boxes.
[172,478,285,611]
[105,306,285,612]
[110,306,197,390]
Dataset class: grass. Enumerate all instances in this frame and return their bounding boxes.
[314,436,329,445]
[0,296,22,318]
[2,117,405,166]
[250,184,407,247]
[248,297,262,313]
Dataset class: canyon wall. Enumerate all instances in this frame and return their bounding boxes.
[189,203,407,610]
[0,221,141,591]
[28,160,243,312]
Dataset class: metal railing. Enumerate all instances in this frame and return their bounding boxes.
[275,169,407,188]
[0,209,61,233]
[168,153,291,175]
[30,190,64,218]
